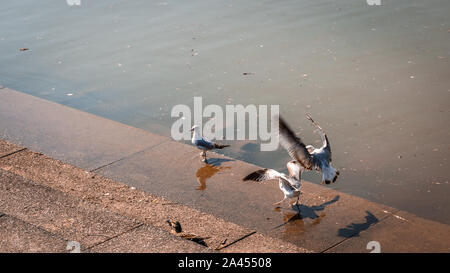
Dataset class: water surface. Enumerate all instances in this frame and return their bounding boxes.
[1,0,449,224]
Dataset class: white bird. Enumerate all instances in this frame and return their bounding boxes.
[278,114,339,185]
[190,125,229,163]
[243,168,302,206]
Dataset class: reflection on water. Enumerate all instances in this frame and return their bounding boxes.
[1,0,449,223]
[195,163,231,190]
[273,195,339,237]
[274,208,306,237]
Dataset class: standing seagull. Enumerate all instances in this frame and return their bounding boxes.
[278,114,339,185]
[243,168,302,206]
[190,125,229,163]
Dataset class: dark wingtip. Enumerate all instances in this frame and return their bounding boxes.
[277,115,297,137]
[215,144,230,149]
[332,170,340,183]
[242,169,267,181]
[243,172,259,181]
[242,173,251,181]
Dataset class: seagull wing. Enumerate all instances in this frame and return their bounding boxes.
[279,176,298,192]
[242,168,281,182]
[305,113,331,159]
[194,138,215,149]
[277,115,313,169]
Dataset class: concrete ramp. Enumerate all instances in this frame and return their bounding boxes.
[1,87,449,252]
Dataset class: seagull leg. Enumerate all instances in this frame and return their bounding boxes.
[295,195,301,213]
[201,151,208,163]
[294,195,300,205]
[273,197,286,206]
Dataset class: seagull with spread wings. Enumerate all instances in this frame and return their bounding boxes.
[278,114,339,185]
[190,125,229,163]
[242,114,339,207]
[243,168,302,206]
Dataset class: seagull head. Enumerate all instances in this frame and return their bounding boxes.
[306,145,315,154]
[190,125,200,132]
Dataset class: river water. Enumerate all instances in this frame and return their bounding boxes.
[1,0,449,224]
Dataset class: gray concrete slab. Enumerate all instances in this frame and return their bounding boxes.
[95,139,397,252]
[325,210,450,253]
[0,139,24,158]
[0,88,168,170]
[0,214,69,253]
[89,224,212,253]
[0,169,141,248]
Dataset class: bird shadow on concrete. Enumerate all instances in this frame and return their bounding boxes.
[195,159,233,190]
[273,195,340,230]
[292,195,341,220]
[337,211,379,238]
[203,158,235,167]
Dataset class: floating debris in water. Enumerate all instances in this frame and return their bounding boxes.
[242,72,254,75]
[66,93,73,96]
[19,48,29,51]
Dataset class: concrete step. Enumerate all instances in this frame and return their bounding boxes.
[0,168,211,253]
[0,213,69,253]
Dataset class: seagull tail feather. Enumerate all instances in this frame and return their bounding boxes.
[213,143,230,149]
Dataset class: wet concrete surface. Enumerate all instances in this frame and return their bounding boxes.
[0,88,168,171]
[325,210,450,253]
[1,88,449,252]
